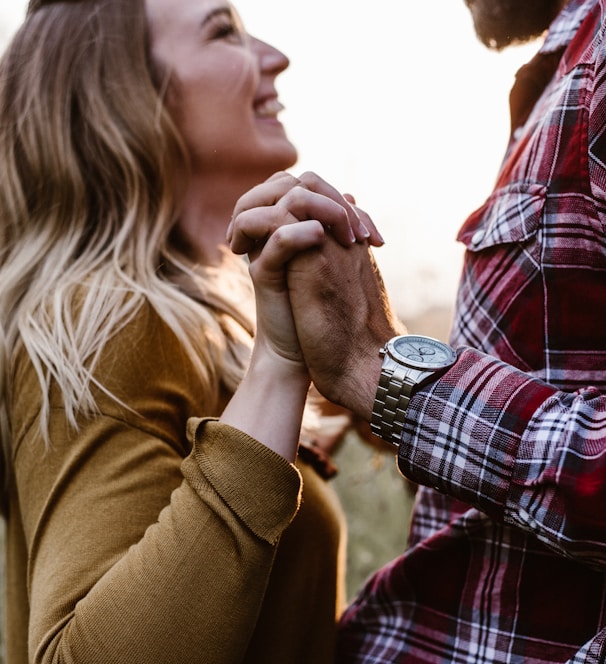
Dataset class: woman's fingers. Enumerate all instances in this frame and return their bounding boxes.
[229,172,300,229]
[228,170,384,253]
[227,171,304,246]
[230,186,354,255]
[297,172,382,246]
[249,220,325,280]
[344,196,384,247]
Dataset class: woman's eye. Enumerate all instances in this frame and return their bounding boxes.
[211,18,242,42]
[214,22,234,38]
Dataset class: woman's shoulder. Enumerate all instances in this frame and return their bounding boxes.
[11,299,217,450]
[87,300,214,419]
[97,299,195,381]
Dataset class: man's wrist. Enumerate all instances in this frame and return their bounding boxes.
[355,350,384,422]
[369,335,458,445]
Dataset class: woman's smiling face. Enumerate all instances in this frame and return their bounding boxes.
[146,0,297,178]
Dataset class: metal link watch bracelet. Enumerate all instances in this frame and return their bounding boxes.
[370,335,457,446]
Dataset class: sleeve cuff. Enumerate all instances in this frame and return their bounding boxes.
[401,348,556,516]
[183,418,303,545]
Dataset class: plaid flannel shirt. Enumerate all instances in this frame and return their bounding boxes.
[337,1,606,662]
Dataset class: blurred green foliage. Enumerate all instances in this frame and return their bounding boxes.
[332,430,414,601]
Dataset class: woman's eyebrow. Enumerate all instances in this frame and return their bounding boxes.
[201,5,232,27]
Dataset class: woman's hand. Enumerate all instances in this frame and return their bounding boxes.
[222,170,387,461]
[222,171,376,460]
[228,171,383,370]
[227,170,383,255]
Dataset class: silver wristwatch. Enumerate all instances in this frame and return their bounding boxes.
[370,335,457,446]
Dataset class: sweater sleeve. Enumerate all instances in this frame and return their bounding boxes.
[10,306,304,664]
[14,413,302,664]
[398,347,606,568]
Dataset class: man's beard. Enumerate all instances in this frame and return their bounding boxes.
[465,0,569,50]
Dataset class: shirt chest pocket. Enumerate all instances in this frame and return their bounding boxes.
[458,182,546,254]
[451,183,548,371]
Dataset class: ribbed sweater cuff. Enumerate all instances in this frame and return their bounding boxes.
[184,417,303,545]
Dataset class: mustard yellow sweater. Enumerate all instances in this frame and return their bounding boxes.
[5,304,346,663]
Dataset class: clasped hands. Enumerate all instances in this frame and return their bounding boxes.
[227,171,403,419]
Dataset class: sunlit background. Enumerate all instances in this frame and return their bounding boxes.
[0,1,539,320]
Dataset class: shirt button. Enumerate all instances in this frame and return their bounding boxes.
[513,127,524,141]
[471,229,485,245]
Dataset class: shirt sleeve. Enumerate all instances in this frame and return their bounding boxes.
[398,347,606,568]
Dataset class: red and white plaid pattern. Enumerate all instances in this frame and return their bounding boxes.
[338,1,606,661]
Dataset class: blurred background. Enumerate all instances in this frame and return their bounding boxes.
[0,2,541,659]
[0,0,539,321]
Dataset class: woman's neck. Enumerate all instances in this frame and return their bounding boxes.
[177,172,246,266]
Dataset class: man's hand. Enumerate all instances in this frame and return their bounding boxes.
[288,236,405,420]
[229,170,385,371]
[228,169,403,421]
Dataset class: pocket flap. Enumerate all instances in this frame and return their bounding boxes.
[457,182,546,251]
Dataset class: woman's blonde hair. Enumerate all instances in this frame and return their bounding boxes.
[0,0,261,503]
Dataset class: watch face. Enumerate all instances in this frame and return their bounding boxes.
[387,335,457,369]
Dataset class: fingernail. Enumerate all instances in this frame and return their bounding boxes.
[359,221,371,239]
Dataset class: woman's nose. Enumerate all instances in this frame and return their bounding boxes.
[253,37,290,75]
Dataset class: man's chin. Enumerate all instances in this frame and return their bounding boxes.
[465,0,568,50]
